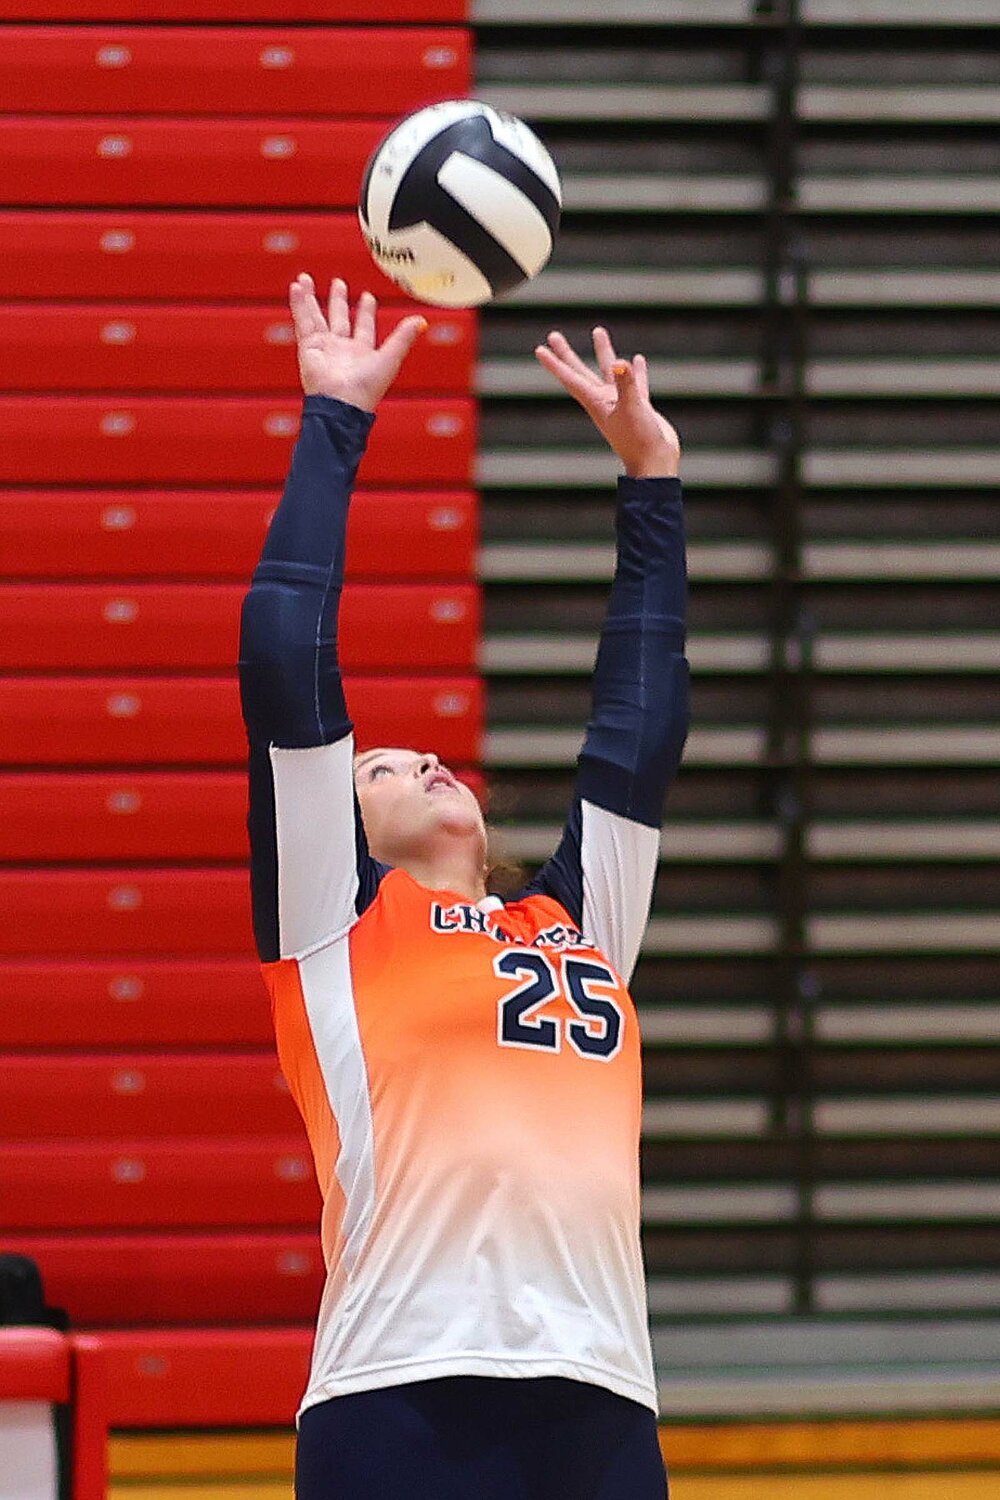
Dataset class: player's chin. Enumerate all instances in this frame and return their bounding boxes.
[434,798,485,837]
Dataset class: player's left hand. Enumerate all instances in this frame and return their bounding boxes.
[535,326,681,479]
[289,273,427,412]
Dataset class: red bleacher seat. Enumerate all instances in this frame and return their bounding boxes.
[97,1327,313,1428]
[0,489,476,579]
[0,212,402,301]
[0,583,479,669]
[0,397,475,483]
[1,27,469,116]
[0,1139,320,1229]
[4,1234,324,1326]
[0,772,252,861]
[1,118,384,206]
[3,959,270,1047]
[0,868,253,955]
[1,1,466,19]
[4,1053,299,1138]
[0,676,484,764]
[0,305,475,394]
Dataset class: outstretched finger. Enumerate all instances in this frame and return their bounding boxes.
[327,277,351,338]
[353,290,377,348]
[535,342,602,414]
[289,272,327,340]
[546,330,600,388]
[592,326,618,385]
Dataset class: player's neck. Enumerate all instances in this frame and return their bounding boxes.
[400,847,488,905]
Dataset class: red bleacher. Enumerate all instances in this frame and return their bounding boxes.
[0,583,479,669]
[0,5,478,1430]
[1,27,470,116]
[0,773,256,861]
[0,396,475,483]
[0,677,483,763]
[2,1,466,18]
[0,869,255,954]
[0,305,475,392]
[0,488,477,579]
[4,1053,301,1137]
[2,1234,325,1325]
[4,960,273,1047]
[1,119,389,206]
[0,1140,320,1228]
[0,212,404,300]
[92,1328,314,1430]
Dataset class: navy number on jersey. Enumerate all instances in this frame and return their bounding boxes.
[494,951,624,1060]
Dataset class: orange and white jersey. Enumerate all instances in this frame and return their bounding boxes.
[259,737,666,1414]
[239,397,689,1418]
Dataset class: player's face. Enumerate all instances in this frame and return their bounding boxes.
[353,747,486,868]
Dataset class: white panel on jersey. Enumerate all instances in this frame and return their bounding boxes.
[579,800,660,984]
[298,940,375,1274]
[437,153,554,276]
[270,736,360,958]
[0,1404,59,1500]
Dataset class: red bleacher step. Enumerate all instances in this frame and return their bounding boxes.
[0,306,475,394]
[0,1,466,20]
[0,118,386,207]
[1,27,469,115]
[0,676,483,765]
[5,1233,324,1327]
[0,772,252,861]
[0,397,474,484]
[4,1053,299,1138]
[0,489,477,579]
[0,211,403,301]
[97,1327,314,1428]
[0,1139,320,1230]
[2,959,270,1047]
[0,868,254,956]
[0,583,479,670]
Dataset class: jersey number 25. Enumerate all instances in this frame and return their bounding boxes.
[494,950,624,1061]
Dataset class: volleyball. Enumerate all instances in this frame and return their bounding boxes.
[358,100,562,308]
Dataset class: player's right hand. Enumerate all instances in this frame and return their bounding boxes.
[289,273,427,412]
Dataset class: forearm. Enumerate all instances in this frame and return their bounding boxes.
[577,475,690,827]
[238,395,374,749]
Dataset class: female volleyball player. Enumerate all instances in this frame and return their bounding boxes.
[239,273,688,1499]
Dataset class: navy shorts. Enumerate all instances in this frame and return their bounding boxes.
[295,1376,668,1500]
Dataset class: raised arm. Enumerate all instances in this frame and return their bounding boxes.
[523,329,690,981]
[238,275,426,962]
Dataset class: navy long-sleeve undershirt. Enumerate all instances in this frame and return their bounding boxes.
[238,394,689,962]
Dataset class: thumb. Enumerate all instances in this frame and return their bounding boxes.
[379,314,428,375]
[612,359,641,406]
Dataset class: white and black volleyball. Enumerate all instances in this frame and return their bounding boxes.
[359,100,562,308]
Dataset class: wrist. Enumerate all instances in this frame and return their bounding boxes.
[624,454,680,479]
